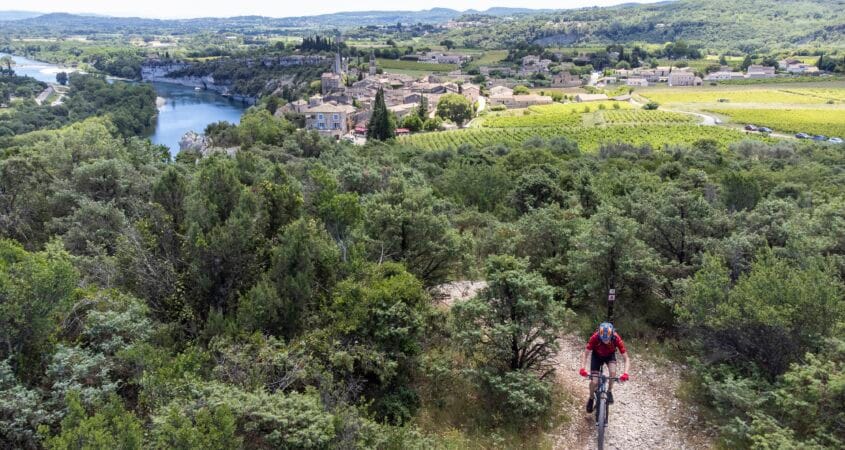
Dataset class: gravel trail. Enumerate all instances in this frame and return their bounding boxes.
[552,334,715,450]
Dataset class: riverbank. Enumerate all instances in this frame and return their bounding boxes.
[141,62,257,105]
[0,52,82,83]
[147,81,247,154]
[4,53,247,154]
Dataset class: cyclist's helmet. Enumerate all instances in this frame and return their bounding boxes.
[598,322,614,343]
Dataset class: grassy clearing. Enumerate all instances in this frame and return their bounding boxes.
[704,55,744,62]
[655,58,714,72]
[465,50,508,70]
[706,108,845,137]
[378,58,457,73]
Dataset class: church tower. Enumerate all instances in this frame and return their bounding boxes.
[369,51,377,76]
[334,51,343,75]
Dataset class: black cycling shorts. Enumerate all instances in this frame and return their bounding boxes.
[590,352,617,372]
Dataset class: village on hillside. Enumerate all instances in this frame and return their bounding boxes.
[284,48,824,143]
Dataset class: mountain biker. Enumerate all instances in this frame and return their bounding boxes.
[578,322,630,413]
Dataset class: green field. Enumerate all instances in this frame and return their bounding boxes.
[707,108,845,137]
[641,88,836,105]
[400,124,767,152]
[465,50,508,70]
[714,76,845,86]
[778,88,845,102]
[377,58,457,74]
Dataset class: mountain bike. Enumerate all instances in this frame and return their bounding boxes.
[589,370,620,450]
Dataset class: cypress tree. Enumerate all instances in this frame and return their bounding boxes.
[417,95,428,122]
[367,88,395,141]
[740,54,753,71]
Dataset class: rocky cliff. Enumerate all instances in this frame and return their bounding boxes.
[142,63,231,94]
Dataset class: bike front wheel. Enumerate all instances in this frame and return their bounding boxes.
[597,395,607,450]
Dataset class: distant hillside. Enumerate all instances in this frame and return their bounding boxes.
[0,7,548,36]
[2,1,842,51]
[529,0,845,50]
[0,11,43,21]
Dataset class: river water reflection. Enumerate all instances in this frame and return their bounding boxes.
[2,53,247,155]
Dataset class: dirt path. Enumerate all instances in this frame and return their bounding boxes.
[432,283,715,449]
[552,334,715,450]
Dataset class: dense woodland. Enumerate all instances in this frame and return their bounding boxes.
[0,74,157,138]
[0,1,844,448]
[1,94,844,447]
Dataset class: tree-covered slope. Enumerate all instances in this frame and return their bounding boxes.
[450,0,845,51]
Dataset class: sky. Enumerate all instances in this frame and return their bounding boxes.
[0,0,660,19]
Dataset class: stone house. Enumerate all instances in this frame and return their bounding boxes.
[703,71,744,81]
[550,72,582,87]
[320,72,342,95]
[746,65,776,78]
[489,85,514,97]
[786,63,819,74]
[304,103,357,138]
[489,94,553,109]
[626,78,649,87]
[575,93,609,102]
[461,83,481,103]
[668,70,702,87]
[281,99,308,114]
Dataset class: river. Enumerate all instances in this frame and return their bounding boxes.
[2,53,247,155]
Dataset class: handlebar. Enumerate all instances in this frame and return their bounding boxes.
[588,374,621,381]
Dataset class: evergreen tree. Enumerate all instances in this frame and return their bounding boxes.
[367,87,395,141]
[740,54,753,71]
[416,95,428,122]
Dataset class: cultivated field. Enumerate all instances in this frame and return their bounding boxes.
[400,124,767,152]
[595,109,696,125]
[638,82,845,136]
[641,89,833,105]
[480,101,632,128]
[706,108,845,137]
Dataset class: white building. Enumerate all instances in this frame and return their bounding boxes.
[703,71,745,81]
[746,65,776,78]
[786,63,820,74]
[668,70,702,87]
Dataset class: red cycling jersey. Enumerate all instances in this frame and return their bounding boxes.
[586,332,627,357]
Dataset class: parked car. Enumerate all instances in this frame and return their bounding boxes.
[758,127,773,133]
[744,125,758,131]
[795,132,810,139]
[829,137,843,144]
[812,135,828,141]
